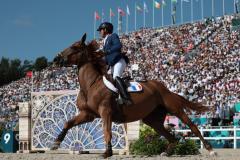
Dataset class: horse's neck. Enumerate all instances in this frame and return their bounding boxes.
[78,63,101,91]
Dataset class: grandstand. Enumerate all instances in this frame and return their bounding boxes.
[0,14,239,132]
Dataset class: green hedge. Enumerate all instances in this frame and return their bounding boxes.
[174,139,199,155]
[130,124,199,155]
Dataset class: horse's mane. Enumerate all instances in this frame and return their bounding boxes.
[87,40,107,76]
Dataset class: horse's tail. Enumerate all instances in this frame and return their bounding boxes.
[152,80,211,114]
[174,93,210,113]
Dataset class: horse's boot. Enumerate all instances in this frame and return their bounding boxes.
[115,76,132,105]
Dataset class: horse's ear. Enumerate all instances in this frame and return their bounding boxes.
[80,33,87,45]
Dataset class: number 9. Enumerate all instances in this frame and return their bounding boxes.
[4,133,11,144]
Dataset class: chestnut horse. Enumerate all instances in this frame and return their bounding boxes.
[51,33,216,158]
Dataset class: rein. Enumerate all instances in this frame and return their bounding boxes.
[89,75,101,88]
[79,49,105,88]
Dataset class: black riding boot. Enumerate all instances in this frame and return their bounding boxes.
[115,76,132,105]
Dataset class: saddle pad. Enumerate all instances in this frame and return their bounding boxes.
[103,76,143,93]
[127,81,143,92]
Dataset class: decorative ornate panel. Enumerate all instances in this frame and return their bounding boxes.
[31,92,127,151]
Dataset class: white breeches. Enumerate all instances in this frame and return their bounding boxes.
[108,58,127,79]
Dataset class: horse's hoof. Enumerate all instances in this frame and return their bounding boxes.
[160,152,168,157]
[50,145,58,150]
[50,146,57,150]
[102,150,113,159]
[50,142,60,150]
[210,150,217,156]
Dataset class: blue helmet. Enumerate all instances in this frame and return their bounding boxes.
[97,22,113,33]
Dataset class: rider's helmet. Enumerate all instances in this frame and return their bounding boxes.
[97,22,113,34]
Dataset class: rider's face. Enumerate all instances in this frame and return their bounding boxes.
[99,29,107,38]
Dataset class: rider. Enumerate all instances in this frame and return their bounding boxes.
[97,22,132,104]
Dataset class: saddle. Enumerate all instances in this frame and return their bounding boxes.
[103,76,143,93]
[103,75,144,123]
[103,76,143,105]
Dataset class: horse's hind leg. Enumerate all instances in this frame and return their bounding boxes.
[51,110,94,150]
[176,110,216,155]
[142,107,177,155]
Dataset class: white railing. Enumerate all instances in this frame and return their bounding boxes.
[175,126,240,149]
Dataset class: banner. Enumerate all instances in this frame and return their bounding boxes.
[26,71,32,78]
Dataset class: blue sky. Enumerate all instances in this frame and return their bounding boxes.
[0,0,236,62]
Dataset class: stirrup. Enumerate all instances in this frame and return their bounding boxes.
[116,95,132,105]
[116,95,124,105]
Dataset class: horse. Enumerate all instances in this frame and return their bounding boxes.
[51,33,216,158]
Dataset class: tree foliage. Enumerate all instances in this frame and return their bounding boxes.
[34,56,48,71]
[0,56,48,86]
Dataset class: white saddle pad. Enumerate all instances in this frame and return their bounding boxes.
[103,76,143,93]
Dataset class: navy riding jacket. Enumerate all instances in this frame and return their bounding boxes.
[103,33,123,66]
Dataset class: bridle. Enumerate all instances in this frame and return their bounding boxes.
[59,44,104,89]
[75,47,103,88]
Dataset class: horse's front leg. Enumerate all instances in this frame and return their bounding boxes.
[51,90,90,150]
[99,106,113,158]
[51,110,94,150]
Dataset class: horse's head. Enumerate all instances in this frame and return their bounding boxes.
[53,33,106,71]
[53,33,92,67]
